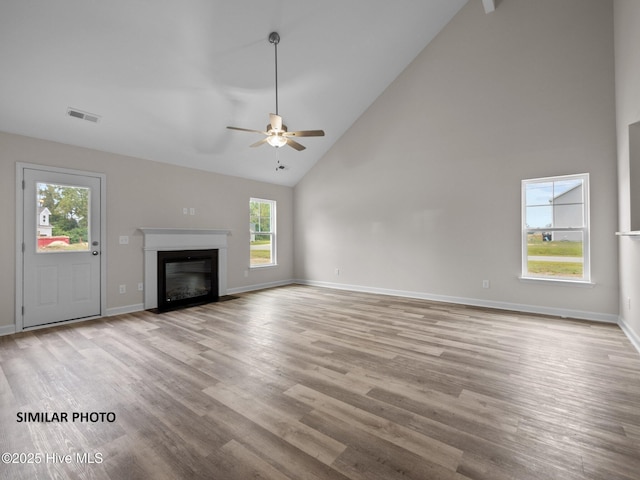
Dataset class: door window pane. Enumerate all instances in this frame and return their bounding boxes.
[36,183,90,253]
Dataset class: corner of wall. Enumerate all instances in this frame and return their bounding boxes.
[619,315,640,354]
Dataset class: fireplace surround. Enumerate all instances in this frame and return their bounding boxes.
[140,228,230,310]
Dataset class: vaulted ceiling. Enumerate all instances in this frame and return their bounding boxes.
[0,0,474,186]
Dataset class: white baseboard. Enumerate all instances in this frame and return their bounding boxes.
[227,279,294,295]
[295,279,619,324]
[103,282,296,316]
[106,304,145,317]
[618,316,640,354]
[101,281,297,317]
[0,324,16,336]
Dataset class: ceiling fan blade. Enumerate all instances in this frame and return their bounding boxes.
[284,129,325,137]
[227,126,268,135]
[286,138,306,151]
[269,113,283,131]
[250,138,269,148]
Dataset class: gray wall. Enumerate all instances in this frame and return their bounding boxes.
[614,0,640,346]
[0,132,294,332]
[1,0,626,335]
[294,0,619,321]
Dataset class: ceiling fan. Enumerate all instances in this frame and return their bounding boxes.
[226,32,325,151]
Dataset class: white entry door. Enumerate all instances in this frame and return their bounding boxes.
[21,166,104,328]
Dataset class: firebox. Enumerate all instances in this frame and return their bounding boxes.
[157,249,218,311]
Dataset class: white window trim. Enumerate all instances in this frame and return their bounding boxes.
[521,173,591,284]
[250,197,277,268]
[518,276,595,287]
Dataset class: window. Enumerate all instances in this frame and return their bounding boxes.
[250,198,276,267]
[36,182,90,253]
[521,173,590,282]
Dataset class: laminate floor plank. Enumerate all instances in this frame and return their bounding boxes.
[203,402,349,480]
[218,439,295,480]
[1,285,640,479]
[203,381,347,466]
[285,383,463,472]
[303,409,469,480]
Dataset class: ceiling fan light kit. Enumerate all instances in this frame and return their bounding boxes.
[267,134,287,148]
[226,32,325,152]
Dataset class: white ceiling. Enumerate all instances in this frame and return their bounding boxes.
[0,0,469,186]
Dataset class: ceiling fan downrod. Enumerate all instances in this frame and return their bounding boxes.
[269,32,280,116]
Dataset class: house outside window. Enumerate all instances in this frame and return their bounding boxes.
[521,173,590,282]
[250,198,276,267]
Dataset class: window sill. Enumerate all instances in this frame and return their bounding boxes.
[250,264,278,269]
[518,276,595,288]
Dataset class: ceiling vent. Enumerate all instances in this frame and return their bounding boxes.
[66,108,100,123]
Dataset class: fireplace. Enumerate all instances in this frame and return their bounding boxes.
[140,228,230,310]
[157,249,218,311]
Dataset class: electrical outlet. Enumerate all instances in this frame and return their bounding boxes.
[482,280,490,289]
[334,268,340,276]
[183,207,188,215]
[190,207,195,215]
[119,284,126,294]
[119,235,129,245]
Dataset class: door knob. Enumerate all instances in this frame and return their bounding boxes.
[92,250,99,256]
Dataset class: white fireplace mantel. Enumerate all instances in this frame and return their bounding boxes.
[139,228,231,309]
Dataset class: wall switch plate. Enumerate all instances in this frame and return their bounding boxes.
[189,207,195,215]
[183,207,188,215]
[119,284,126,294]
[138,283,144,291]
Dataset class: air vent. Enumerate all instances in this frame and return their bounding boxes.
[66,108,101,123]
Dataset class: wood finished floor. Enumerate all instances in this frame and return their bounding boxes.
[1,285,640,480]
